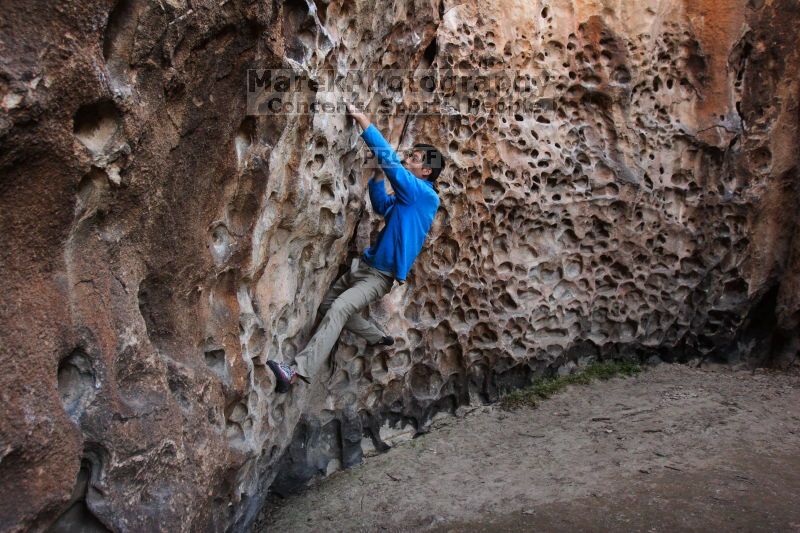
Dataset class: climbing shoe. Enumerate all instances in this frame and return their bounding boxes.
[371,336,394,347]
[267,360,298,393]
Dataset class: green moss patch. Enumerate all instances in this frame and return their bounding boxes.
[500,360,643,410]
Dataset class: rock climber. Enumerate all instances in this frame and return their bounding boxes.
[267,102,444,393]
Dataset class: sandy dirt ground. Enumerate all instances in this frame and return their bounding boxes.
[255,363,800,532]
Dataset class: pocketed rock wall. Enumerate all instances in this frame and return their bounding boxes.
[0,0,798,531]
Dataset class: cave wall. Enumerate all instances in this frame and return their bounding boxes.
[0,0,798,531]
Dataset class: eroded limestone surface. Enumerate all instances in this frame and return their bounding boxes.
[0,0,798,531]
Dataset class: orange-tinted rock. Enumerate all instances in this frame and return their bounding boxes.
[0,0,798,531]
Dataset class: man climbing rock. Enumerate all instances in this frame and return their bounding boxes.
[267,103,444,393]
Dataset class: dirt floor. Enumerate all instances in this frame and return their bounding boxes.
[255,362,800,532]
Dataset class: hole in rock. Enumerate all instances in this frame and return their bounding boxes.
[422,37,438,66]
[482,177,505,203]
[271,416,360,496]
[73,100,121,154]
[137,274,176,350]
[312,0,327,25]
[388,350,411,371]
[320,182,335,200]
[103,0,144,80]
[76,167,112,219]
[49,458,110,532]
[409,365,444,401]
[204,348,226,375]
[58,349,96,420]
[235,117,256,167]
[499,293,518,310]
[209,223,232,265]
[752,146,772,171]
[310,153,325,171]
[225,401,249,440]
[613,66,631,84]
[283,0,315,62]
[419,74,436,93]
[653,76,662,92]
[432,321,458,349]
[472,322,499,344]
[319,207,337,232]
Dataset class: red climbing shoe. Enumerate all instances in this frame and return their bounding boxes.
[267,361,299,393]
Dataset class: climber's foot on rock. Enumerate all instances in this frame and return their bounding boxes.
[370,336,394,347]
[267,360,300,393]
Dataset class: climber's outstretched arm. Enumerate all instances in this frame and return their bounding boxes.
[346,102,372,130]
[345,102,419,205]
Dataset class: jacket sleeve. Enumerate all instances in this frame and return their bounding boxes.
[360,124,418,204]
[368,175,396,217]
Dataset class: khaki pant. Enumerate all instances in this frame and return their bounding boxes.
[293,259,394,379]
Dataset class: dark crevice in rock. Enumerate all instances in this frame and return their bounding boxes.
[423,36,438,66]
[73,100,121,155]
[312,0,328,26]
[103,0,144,78]
[737,283,789,367]
[57,348,96,421]
[49,456,110,533]
[361,414,391,453]
[271,411,363,496]
[235,116,256,168]
[282,0,315,63]
[204,347,226,375]
[137,273,176,353]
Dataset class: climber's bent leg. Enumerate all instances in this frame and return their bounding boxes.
[318,269,353,315]
[318,262,391,344]
[293,263,393,380]
[343,313,386,345]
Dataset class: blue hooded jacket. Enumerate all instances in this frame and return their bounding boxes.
[359,124,440,283]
